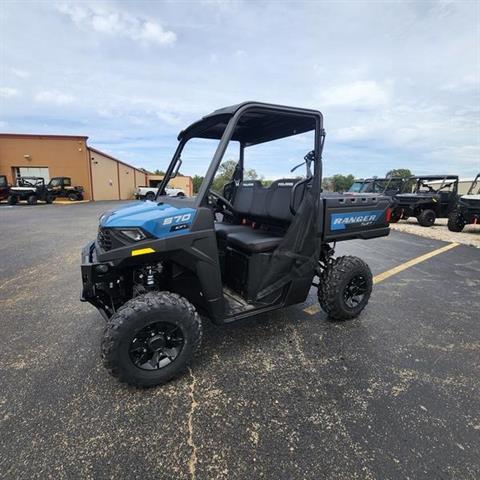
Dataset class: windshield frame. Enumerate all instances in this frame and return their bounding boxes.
[157,103,325,207]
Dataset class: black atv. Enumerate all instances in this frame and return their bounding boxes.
[391,175,459,227]
[0,175,10,201]
[48,177,84,201]
[8,177,55,205]
[80,102,392,387]
[447,173,480,232]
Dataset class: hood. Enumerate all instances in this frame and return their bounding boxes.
[459,194,480,207]
[461,194,480,201]
[100,200,197,238]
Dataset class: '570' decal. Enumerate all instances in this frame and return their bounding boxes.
[162,213,193,225]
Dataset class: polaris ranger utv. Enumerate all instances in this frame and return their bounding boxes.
[447,173,480,232]
[348,177,405,196]
[391,175,459,227]
[48,177,84,201]
[81,102,391,387]
[8,177,55,205]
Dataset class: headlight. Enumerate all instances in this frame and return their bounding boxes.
[116,228,148,242]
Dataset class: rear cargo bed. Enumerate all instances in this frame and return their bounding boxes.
[322,193,391,242]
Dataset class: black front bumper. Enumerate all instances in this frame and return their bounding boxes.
[80,240,96,302]
[80,240,112,320]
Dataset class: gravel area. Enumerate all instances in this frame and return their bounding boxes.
[390,218,480,248]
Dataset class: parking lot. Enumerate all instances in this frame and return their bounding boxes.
[0,201,479,479]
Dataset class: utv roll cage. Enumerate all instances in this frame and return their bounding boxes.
[157,102,325,204]
[350,177,405,194]
[466,173,480,195]
[408,175,459,194]
[16,176,45,187]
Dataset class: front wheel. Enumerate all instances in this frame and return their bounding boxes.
[318,256,373,320]
[447,210,466,232]
[27,195,37,205]
[101,292,202,387]
[145,192,156,201]
[45,195,54,204]
[417,209,436,227]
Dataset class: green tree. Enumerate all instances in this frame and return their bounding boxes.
[192,175,204,194]
[211,160,259,193]
[153,169,165,175]
[386,168,412,179]
[322,174,355,192]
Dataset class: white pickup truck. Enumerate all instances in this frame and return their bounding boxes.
[135,185,186,201]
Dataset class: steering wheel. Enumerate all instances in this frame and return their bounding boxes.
[208,189,234,212]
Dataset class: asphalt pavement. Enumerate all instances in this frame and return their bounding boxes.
[0,201,479,479]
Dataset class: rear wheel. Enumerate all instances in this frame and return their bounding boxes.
[389,208,402,223]
[7,195,17,205]
[176,192,185,197]
[27,195,37,205]
[447,210,466,232]
[318,256,373,320]
[101,292,202,387]
[68,192,79,201]
[417,209,436,227]
[145,192,155,201]
[45,195,54,204]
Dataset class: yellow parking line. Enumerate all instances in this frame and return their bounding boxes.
[373,242,460,284]
[303,242,460,315]
[54,200,90,205]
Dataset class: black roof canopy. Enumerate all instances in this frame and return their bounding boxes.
[178,102,322,147]
[411,175,459,181]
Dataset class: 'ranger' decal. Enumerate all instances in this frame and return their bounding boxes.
[331,210,384,230]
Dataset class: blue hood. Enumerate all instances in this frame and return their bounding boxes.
[100,201,197,238]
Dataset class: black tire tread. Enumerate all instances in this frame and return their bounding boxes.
[318,256,372,321]
[447,210,465,232]
[417,209,435,227]
[101,291,202,387]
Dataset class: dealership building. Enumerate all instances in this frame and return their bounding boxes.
[0,133,180,201]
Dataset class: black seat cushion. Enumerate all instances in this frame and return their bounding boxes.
[214,222,249,239]
[227,230,282,253]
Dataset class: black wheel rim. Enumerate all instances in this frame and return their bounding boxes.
[343,275,368,309]
[129,322,184,371]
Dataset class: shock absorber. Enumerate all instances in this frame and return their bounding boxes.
[146,266,155,288]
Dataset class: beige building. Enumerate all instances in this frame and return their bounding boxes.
[0,133,148,201]
[146,174,193,196]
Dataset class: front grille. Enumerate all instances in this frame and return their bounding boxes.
[97,227,113,251]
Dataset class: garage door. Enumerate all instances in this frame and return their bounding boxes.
[15,167,50,183]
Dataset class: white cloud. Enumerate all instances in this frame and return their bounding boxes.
[0,87,19,98]
[320,81,390,108]
[135,21,176,45]
[10,67,30,78]
[34,90,75,105]
[56,4,176,46]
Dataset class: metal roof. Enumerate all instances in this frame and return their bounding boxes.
[410,175,458,180]
[178,101,323,146]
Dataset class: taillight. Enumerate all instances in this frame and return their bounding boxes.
[386,208,392,223]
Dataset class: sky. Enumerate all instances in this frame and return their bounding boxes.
[1,0,479,180]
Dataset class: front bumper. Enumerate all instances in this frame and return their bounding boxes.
[80,240,96,302]
[80,241,112,320]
